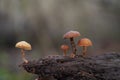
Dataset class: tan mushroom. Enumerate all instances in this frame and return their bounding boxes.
[77,38,92,57]
[61,44,69,56]
[15,41,32,63]
[63,30,80,55]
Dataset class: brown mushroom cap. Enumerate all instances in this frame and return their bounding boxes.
[63,31,80,39]
[15,41,32,50]
[77,38,92,46]
[61,44,69,50]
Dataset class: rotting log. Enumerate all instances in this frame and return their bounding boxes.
[20,52,120,80]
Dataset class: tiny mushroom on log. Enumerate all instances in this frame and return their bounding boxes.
[63,30,80,56]
[77,38,92,57]
[15,41,32,63]
[61,44,69,56]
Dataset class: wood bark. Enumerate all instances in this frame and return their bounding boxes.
[20,52,120,80]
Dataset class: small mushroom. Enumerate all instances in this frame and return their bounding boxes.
[77,38,92,57]
[15,41,32,63]
[61,44,69,56]
[63,30,80,55]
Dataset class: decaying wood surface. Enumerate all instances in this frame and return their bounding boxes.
[20,52,120,80]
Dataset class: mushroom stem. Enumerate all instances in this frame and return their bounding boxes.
[63,50,67,56]
[82,46,87,57]
[70,38,77,55]
[21,49,28,63]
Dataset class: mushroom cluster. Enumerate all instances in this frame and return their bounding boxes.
[61,30,93,58]
[15,31,92,63]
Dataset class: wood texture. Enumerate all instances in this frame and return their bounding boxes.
[20,52,120,80]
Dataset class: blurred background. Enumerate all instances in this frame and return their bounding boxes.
[0,0,120,80]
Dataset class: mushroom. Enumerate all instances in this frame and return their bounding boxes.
[63,30,80,55]
[77,38,92,57]
[61,44,69,56]
[15,41,32,63]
